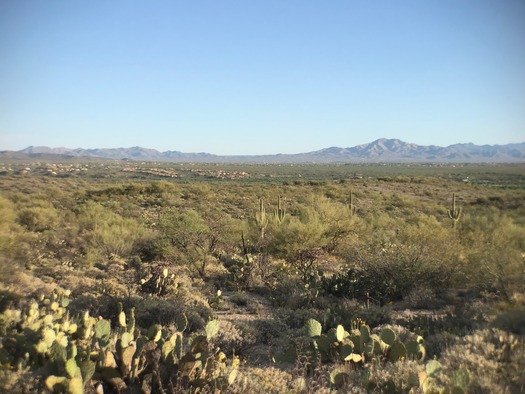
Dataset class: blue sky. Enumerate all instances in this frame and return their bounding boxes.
[1,0,524,155]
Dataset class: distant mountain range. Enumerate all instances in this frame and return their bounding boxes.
[7,139,525,163]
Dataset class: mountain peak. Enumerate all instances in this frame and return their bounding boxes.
[15,140,525,163]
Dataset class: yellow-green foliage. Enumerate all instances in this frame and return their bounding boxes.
[156,207,239,276]
[77,201,148,262]
[0,196,22,259]
[17,204,60,233]
[331,213,461,303]
[0,195,31,273]
[269,194,355,260]
[460,209,525,297]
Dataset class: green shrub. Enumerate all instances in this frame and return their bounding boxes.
[17,204,60,232]
[212,320,256,356]
[431,329,525,393]
[492,306,525,335]
[134,295,211,332]
[460,211,525,298]
[355,305,393,327]
[77,201,149,262]
[329,215,459,304]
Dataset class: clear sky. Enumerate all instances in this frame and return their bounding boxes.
[1,0,524,155]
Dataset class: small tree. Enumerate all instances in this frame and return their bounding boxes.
[157,209,235,277]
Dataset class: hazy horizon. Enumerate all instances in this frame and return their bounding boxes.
[12,137,525,160]
[1,1,524,155]
[9,137,525,157]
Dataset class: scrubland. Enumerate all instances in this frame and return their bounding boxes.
[1,160,524,393]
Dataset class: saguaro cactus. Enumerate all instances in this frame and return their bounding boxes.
[255,198,269,239]
[348,191,357,217]
[275,195,286,224]
[448,193,462,228]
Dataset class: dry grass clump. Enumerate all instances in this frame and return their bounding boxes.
[0,365,39,393]
[437,329,525,393]
[230,366,327,394]
[212,320,257,355]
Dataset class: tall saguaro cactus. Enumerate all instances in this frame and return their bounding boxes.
[448,193,462,228]
[255,198,269,239]
[348,191,357,217]
[275,195,286,225]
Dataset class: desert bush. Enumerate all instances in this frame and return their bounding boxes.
[268,208,324,260]
[316,297,361,329]
[0,196,29,277]
[134,292,212,332]
[212,320,256,355]
[332,214,459,304]
[0,290,20,314]
[405,286,442,309]
[315,296,392,329]
[156,208,237,277]
[267,195,355,261]
[270,276,318,309]
[67,291,121,321]
[354,305,393,327]
[133,296,192,329]
[231,367,308,394]
[229,291,249,307]
[17,203,60,232]
[77,201,149,263]
[0,365,39,393]
[250,318,290,346]
[459,210,525,298]
[432,329,525,393]
[492,306,525,335]
[402,302,487,338]
[276,307,321,330]
[364,360,423,393]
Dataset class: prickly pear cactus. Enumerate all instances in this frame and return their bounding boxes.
[275,319,426,368]
[0,290,237,393]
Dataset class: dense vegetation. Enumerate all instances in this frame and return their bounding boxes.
[1,159,524,393]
